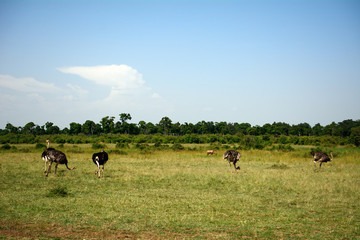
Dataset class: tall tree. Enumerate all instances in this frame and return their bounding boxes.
[120,113,132,123]
[5,123,19,134]
[69,122,82,135]
[22,122,36,134]
[82,120,96,135]
[158,117,172,135]
[100,116,115,133]
[312,123,323,136]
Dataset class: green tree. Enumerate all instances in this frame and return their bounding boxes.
[138,121,148,134]
[82,120,96,135]
[5,123,19,134]
[336,119,359,137]
[145,122,157,134]
[350,126,360,147]
[180,122,195,135]
[69,122,82,135]
[323,122,337,136]
[120,113,132,123]
[290,123,312,136]
[22,122,36,134]
[100,116,115,133]
[44,122,60,134]
[158,117,172,135]
[312,123,323,136]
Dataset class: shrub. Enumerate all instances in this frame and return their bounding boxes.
[116,142,129,149]
[153,142,169,150]
[270,144,295,152]
[92,143,106,149]
[55,138,66,144]
[171,143,184,151]
[135,143,150,150]
[1,144,11,150]
[35,143,46,149]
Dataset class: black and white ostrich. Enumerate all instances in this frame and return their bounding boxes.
[223,150,241,172]
[41,140,75,177]
[310,151,333,172]
[92,149,109,178]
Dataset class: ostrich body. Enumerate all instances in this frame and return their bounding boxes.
[223,150,241,172]
[41,140,75,177]
[310,151,333,171]
[92,150,109,178]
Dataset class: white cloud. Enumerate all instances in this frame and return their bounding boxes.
[58,64,145,90]
[0,74,60,92]
[57,64,168,109]
[0,65,172,128]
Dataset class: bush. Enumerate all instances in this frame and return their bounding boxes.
[270,144,295,152]
[35,143,46,149]
[55,138,66,144]
[171,143,184,151]
[135,143,150,150]
[153,142,169,150]
[116,142,129,149]
[92,143,106,149]
[1,144,11,150]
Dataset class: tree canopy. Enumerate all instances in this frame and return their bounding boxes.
[1,114,359,138]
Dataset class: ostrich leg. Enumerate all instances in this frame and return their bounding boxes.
[54,163,59,176]
[95,161,100,178]
[46,162,53,177]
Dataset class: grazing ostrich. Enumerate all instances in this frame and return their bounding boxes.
[41,140,75,177]
[311,151,333,172]
[223,150,241,172]
[92,149,109,178]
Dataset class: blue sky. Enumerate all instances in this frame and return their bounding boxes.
[0,0,359,128]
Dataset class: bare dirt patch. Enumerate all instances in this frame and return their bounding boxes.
[0,220,215,239]
[0,221,148,239]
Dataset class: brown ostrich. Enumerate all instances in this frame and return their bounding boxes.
[310,151,333,172]
[41,140,75,177]
[223,150,241,172]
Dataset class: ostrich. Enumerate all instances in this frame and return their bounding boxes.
[310,151,333,172]
[92,149,109,178]
[41,140,75,177]
[223,150,241,172]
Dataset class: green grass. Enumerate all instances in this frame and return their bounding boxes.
[0,145,359,239]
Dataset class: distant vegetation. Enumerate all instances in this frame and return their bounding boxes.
[1,113,359,147]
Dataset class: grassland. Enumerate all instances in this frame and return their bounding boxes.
[0,144,359,239]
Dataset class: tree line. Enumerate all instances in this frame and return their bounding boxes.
[1,113,359,139]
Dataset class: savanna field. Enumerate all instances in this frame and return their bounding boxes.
[0,144,359,239]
